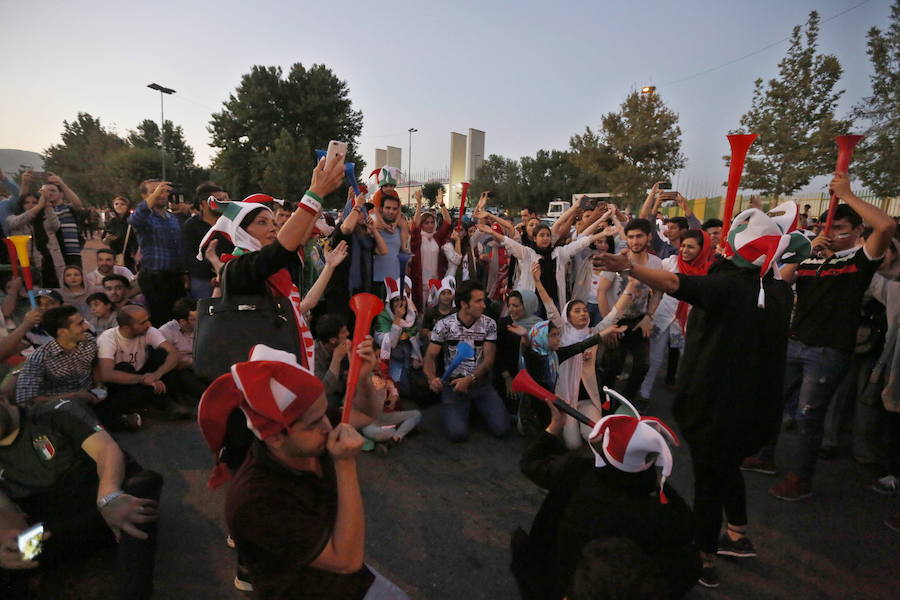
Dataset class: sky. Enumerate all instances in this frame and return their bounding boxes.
[0,0,892,197]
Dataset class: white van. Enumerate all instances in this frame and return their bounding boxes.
[546,199,571,219]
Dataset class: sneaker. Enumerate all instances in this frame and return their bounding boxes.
[114,413,142,432]
[698,565,720,588]
[234,566,253,592]
[226,535,236,549]
[870,475,899,496]
[769,472,813,502]
[717,533,757,558]
[740,456,777,476]
[885,512,900,534]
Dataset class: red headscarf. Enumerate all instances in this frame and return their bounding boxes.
[675,229,713,333]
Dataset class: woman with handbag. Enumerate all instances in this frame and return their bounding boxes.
[103,196,138,269]
[195,156,348,375]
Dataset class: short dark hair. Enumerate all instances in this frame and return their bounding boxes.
[96,248,115,259]
[681,229,704,247]
[701,218,723,230]
[86,292,112,306]
[624,218,652,236]
[172,297,197,321]
[569,538,667,600]
[102,274,130,288]
[663,216,689,230]
[194,181,223,208]
[381,195,401,208]
[522,206,536,215]
[315,314,346,342]
[41,305,79,339]
[455,280,485,307]
[820,204,862,229]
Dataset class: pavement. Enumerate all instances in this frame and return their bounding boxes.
[32,242,900,599]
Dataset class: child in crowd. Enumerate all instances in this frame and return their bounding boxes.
[87,291,118,334]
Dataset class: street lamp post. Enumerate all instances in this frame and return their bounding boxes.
[147,83,176,179]
[407,128,417,206]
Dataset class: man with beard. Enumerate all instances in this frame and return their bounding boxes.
[596,218,662,411]
[371,194,406,300]
[181,182,234,300]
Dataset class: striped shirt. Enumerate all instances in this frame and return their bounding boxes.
[15,339,97,404]
[54,204,82,256]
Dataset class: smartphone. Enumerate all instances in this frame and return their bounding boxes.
[579,196,594,210]
[658,182,672,190]
[324,140,348,170]
[18,523,44,561]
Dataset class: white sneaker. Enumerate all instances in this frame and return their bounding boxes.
[870,475,899,496]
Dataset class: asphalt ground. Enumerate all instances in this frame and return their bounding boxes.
[29,241,900,599]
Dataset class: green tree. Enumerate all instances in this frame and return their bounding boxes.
[571,90,685,208]
[852,0,900,197]
[43,112,129,205]
[128,119,197,180]
[470,154,522,208]
[519,149,582,208]
[420,181,445,202]
[208,64,364,203]
[261,129,312,200]
[729,11,850,196]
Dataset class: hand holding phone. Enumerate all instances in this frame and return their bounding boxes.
[324,140,348,170]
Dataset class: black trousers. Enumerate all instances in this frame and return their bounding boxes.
[689,445,748,555]
[137,268,186,327]
[601,326,651,401]
[2,465,163,600]
[95,348,171,427]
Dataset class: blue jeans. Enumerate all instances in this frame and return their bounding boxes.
[783,339,851,480]
[190,276,214,300]
[441,381,511,442]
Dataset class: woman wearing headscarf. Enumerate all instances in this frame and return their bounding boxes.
[532,263,636,448]
[496,290,542,415]
[639,229,713,402]
[410,191,452,311]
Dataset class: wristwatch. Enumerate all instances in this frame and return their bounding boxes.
[97,490,125,510]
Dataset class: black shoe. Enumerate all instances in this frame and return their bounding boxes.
[698,565,719,588]
[717,533,757,558]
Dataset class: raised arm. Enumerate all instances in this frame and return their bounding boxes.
[531,262,565,328]
[639,182,663,219]
[47,174,84,210]
[597,252,680,294]
[831,171,896,259]
[299,241,348,312]
[277,159,345,252]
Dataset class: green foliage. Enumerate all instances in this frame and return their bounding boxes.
[470,154,523,208]
[582,91,685,207]
[853,0,900,197]
[42,112,208,207]
[208,63,364,206]
[420,181,445,202]
[729,11,850,196]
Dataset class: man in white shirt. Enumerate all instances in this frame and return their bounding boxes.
[87,249,139,294]
[158,298,205,407]
[96,306,184,427]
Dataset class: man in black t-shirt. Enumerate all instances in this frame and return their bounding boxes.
[182,182,234,300]
[767,172,896,502]
[0,397,162,599]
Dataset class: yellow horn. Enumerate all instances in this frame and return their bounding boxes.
[7,235,32,268]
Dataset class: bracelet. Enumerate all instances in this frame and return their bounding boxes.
[299,191,323,215]
[97,490,125,509]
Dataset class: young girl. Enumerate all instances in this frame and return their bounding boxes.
[374,277,421,399]
[56,265,99,317]
[532,263,638,448]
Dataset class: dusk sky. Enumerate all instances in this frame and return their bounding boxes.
[1,0,890,197]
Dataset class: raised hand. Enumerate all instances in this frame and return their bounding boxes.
[324,240,348,267]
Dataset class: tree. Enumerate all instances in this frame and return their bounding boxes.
[43,113,129,205]
[208,63,364,204]
[420,181,445,202]
[261,129,312,200]
[570,90,685,207]
[519,149,583,207]
[729,11,850,196]
[128,119,197,181]
[470,154,522,208]
[852,0,900,197]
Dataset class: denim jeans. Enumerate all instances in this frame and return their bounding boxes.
[784,339,851,480]
[441,381,510,442]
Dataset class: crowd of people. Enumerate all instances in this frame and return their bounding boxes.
[0,153,896,599]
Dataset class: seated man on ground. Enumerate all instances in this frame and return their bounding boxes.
[95,306,185,430]
[0,395,161,600]
[86,248,137,291]
[158,297,206,406]
[14,306,98,409]
[102,274,138,312]
[198,340,409,598]
[87,291,118,334]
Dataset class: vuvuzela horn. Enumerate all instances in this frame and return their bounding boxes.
[823,134,864,237]
[457,182,471,230]
[8,235,36,308]
[720,134,758,253]
[341,293,384,424]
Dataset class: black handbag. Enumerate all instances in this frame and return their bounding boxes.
[193,260,301,381]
